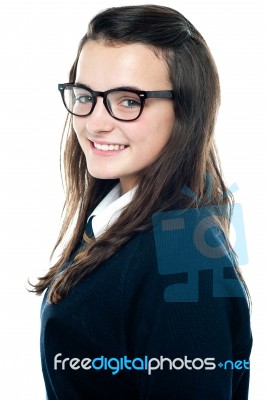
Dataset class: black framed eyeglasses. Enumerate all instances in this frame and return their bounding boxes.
[58,83,174,122]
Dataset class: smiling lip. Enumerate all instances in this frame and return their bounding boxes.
[89,140,129,155]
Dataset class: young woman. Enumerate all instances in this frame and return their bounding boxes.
[33,5,252,399]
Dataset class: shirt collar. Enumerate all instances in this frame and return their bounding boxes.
[88,183,136,239]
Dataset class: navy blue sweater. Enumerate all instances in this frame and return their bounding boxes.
[41,213,252,399]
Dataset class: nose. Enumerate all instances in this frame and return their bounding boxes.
[85,97,115,134]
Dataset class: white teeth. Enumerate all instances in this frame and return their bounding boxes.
[93,142,127,151]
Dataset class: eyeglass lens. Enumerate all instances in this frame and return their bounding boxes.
[63,86,142,120]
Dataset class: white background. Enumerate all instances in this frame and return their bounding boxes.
[0,0,264,398]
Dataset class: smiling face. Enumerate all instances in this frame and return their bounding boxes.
[73,40,175,193]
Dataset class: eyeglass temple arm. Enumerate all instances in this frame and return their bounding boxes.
[145,90,174,99]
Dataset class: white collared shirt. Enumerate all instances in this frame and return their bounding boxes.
[88,184,137,239]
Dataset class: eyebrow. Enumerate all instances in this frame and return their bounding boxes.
[74,81,143,91]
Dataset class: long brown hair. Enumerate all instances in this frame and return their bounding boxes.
[31,5,250,305]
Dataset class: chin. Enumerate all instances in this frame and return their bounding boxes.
[87,169,119,181]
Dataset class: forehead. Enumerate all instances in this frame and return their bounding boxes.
[75,40,171,90]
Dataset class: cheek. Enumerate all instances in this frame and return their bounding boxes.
[73,118,86,147]
[72,117,82,137]
[128,120,173,168]
[140,110,174,150]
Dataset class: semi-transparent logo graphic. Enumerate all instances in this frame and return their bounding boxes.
[152,179,248,302]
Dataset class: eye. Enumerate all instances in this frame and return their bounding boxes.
[108,91,141,109]
[120,98,141,108]
[76,95,93,104]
